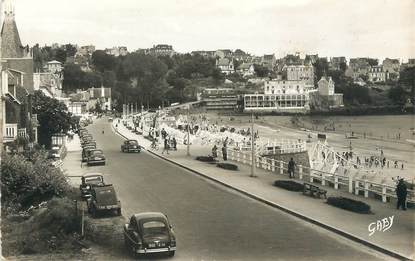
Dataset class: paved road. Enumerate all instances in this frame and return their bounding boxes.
[74,117,390,261]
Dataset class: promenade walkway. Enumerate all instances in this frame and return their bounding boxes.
[113,119,414,260]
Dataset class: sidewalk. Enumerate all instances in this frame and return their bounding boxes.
[113,120,414,260]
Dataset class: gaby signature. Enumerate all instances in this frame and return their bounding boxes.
[368,216,394,236]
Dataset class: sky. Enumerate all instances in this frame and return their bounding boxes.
[11,0,415,60]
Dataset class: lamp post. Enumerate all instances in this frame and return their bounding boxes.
[250,112,257,177]
[187,105,190,156]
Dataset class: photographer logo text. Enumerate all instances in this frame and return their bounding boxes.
[368,216,394,236]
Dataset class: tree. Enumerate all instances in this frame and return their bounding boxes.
[367,58,378,66]
[55,48,67,64]
[398,67,415,103]
[254,64,270,77]
[91,50,117,72]
[314,58,329,84]
[32,91,75,147]
[64,44,77,57]
[121,53,168,107]
[63,63,84,91]
[388,85,409,105]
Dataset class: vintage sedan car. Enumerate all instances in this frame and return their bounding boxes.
[79,173,105,199]
[87,184,121,217]
[82,147,94,162]
[81,135,94,144]
[81,139,95,148]
[124,212,176,257]
[121,140,141,153]
[87,149,106,166]
[82,140,96,149]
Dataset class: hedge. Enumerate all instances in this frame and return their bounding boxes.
[273,180,304,192]
[217,163,238,171]
[327,197,371,214]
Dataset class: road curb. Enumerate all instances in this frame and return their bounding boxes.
[112,124,411,261]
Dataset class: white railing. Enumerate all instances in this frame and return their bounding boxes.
[218,147,415,204]
[4,123,18,141]
[257,139,307,155]
[18,128,27,138]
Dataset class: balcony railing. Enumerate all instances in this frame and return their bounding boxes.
[3,123,18,142]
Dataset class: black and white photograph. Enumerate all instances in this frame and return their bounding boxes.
[0,0,414,260]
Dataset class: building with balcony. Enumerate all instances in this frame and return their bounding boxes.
[1,0,38,150]
[244,93,310,113]
[149,44,175,57]
[368,66,387,82]
[0,0,34,92]
[285,65,314,85]
[216,58,234,75]
[264,80,314,95]
[201,88,240,110]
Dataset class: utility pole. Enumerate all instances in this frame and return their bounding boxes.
[187,105,190,156]
[250,112,257,177]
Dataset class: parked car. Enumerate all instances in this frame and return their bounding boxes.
[81,135,93,142]
[79,129,88,136]
[79,173,105,199]
[82,147,94,162]
[87,184,121,217]
[82,141,96,149]
[87,149,106,166]
[121,140,141,153]
[124,212,176,257]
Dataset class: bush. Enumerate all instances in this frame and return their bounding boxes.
[327,197,371,214]
[1,152,70,211]
[273,180,304,191]
[1,197,81,256]
[217,163,238,171]
[195,156,216,162]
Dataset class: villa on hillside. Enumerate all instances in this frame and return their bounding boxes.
[216,58,235,75]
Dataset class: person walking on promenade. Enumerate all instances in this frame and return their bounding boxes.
[212,145,218,158]
[161,128,167,139]
[288,158,296,179]
[396,179,407,210]
[222,145,227,161]
[162,137,170,154]
[172,137,177,151]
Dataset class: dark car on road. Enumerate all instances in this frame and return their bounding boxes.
[87,149,106,166]
[124,212,176,258]
[87,184,121,217]
[80,174,105,199]
[121,140,141,153]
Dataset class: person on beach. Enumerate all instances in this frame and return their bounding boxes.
[396,179,407,210]
[288,158,296,179]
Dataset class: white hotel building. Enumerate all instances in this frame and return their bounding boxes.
[244,80,314,113]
